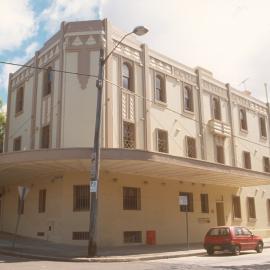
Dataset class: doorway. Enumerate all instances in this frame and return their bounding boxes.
[216,202,225,226]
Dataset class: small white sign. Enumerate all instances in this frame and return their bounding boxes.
[179,195,188,206]
[18,186,30,201]
[90,181,97,193]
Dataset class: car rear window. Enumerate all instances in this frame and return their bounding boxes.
[207,228,230,236]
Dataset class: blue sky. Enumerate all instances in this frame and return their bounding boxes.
[2,0,270,112]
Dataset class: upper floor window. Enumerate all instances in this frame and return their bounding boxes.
[155,75,166,103]
[43,67,53,97]
[212,96,221,121]
[259,116,267,138]
[41,125,50,149]
[263,156,270,172]
[186,136,196,158]
[13,136,21,151]
[239,108,248,131]
[232,195,241,219]
[183,84,194,112]
[15,87,24,115]
[122,63,133,91]
[243,151,251,169]
[123,121,135,149]
[214,136,225,164]
[157,129,168,153]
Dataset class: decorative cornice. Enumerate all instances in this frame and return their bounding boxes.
[202,80,228,100]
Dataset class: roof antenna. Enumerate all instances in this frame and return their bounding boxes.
[239,78,249,90]
[264,83,269,104]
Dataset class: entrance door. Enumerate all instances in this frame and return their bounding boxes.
[216,202,225,226]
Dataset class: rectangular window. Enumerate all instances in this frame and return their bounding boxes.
[123,121,135,149]
[186,136,196,158]
[72,232,89,240]
[41,125,50,149]
[259,116,267,138]
[232,196,241,219]
[239,108,248,131]
[123,187,141,210]
[212,97,221,121]
[73,185,89,211]
[43,67,52,96]
[17,197,24,215]
[183,83,194,112]
[267,199,270,222]
[200,194,209,213]
[123,231,142,243]
[247,197,256,219]
[216,145,225,164]
[243,151,251,169]
[13,136,21,151]
[15,87,24,114]
[263,157,270,173]
[179,192,193,212]
[38,189,46,213]
[157,129,168,153]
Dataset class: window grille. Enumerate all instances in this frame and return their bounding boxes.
[157,129,168,153]
[72,232,89,240]
[123,122,135,149]
[123,231,142,243]
[200,194,209,213]
[123,187,141,210]
[247,197,256,219]
[179,192,194,212]
[73,185,89,211]
[232,196,241,218]
[186,136,196,158]
[38,189,46,213]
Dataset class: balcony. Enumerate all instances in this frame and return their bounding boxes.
[208,119,231,137]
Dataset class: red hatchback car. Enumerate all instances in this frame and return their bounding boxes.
[204,226,263,256]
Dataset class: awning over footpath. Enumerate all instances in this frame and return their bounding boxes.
[0,148,269,187]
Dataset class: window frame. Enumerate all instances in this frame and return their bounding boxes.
[13,136,22,152]
[200,193,209,213]
[183,83,194,113]
[40,124,50,149]
[214,136,225,164]
[154,73,166,104]
[212,96,222,121]
[232,195,242,219]
[247,197,256,219]
[185,136,197,158]
[263,156,270,173]
[243,151,252,169]
[15,86,24,115]
[38,189,46,213]
[259,115,267,139]
[179,192,194,212]
[123,187,141,210]
[122,62,133,92]
[73,185,90,212]
[43,66,53,97]
[156,129,169,153]
[239,107,248,132]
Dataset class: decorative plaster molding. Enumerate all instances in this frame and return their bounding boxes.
[202,80,228,100]
[150,57,172,75]
[114,40,142,63]
[174,68,197,85]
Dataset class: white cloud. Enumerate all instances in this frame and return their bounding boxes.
[39,0,100,34]
[0,0,36,52]
[0,104,7,114]
[100,0,270,101]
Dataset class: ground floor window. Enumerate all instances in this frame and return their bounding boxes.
[247,197,256,219]
[123,187,141,210]
[73,185,89,211]
[123,231,142,243]
[200,193,209,213]
[179,192,193,212]
[232,196,241,219]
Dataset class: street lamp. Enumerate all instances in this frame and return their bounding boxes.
[88,25,148,257]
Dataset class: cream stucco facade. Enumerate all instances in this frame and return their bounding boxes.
[1,19,270,248]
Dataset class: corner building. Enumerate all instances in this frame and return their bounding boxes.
[1,19,270,248]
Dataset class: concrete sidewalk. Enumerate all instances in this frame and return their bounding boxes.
[0,232,269,262]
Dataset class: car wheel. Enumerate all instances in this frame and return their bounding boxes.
[256,242,263,253]
[207,248,214,256]
[232,245,240,256]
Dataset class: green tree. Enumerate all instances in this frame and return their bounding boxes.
[0,98,6,153]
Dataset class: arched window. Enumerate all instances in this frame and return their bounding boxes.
[155,75,166,103]
[183,84,193,112]
[212,97,221,120]
[122,63,132,91]
[239,108,247,131]
[43,66,52,96]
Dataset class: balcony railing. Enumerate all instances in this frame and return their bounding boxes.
[208,119,231,137]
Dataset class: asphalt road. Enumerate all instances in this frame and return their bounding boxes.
[1,248,270,270]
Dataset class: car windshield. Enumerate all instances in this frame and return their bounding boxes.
[207,228,230,236]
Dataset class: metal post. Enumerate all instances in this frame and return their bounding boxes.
[88,49,105,257]
[12,199,23,248]
[185,205,189,250]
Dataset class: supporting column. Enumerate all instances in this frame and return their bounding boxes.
[141,44,151,151]
[56,21,65,148]
[4,73,13,152]
[226,83,237,167]
[195,68,206,160]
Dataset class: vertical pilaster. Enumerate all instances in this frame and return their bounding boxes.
[266,102,270,156]
[226,83,237,167]
[30,51,39,149]
[104,19,113,148]
[4,73,13,152]
[56,21,65,148]
[195,68,206,160]
[141,44,151,151]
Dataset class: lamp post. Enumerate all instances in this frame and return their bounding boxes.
[88,25,148,257]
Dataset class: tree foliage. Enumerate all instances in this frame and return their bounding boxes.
[0,98,6,153]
